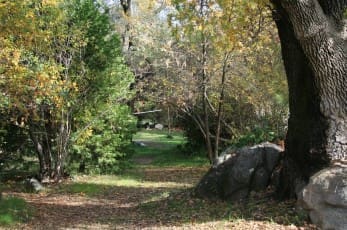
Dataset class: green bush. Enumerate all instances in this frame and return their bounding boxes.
[70,105,137,174]
[66,0,137,175]
[0,124,38,179]
[232,126,277,147]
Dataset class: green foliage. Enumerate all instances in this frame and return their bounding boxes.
[0,0,136,179]
[0,197,31,226]
[232,126,277,147]
[133,130,185,145]
[0,124,38,179]
[71,105,137,174]
[177,113,206,156]
[167,0,288,154]
[66,0,136,175]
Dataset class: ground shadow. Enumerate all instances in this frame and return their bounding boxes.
[5,181,316,229]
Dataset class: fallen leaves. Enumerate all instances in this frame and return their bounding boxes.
[3,156,317,229]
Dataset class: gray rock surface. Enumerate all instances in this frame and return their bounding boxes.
[194,142,282,201]
[298,166,347,230]
[154,123,164,130]
[25,178,44,192]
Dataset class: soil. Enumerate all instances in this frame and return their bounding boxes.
[2,142,317,230]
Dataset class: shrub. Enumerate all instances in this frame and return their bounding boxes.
[69,105,137,174]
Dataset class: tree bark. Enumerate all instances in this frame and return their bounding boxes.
[120,0,132,52]
[54,110,71,180]
[272,0,347,198]
[214,53,229,159]
[28,124,52,181]
[201,39,214,163]
[167,107,172,136]
[28,104,70,182]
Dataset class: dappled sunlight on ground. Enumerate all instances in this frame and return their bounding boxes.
[2,131,317,229]
[4,164,317,229]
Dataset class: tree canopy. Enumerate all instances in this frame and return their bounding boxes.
[1,1,345,199]
[0,0,136,180]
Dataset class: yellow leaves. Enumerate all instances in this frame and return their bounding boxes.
[76,128,93,145]
[42,0,60,6]
[11,50,21,66]
[85,128,93,138]
[25,11,35,19]
[72,82,79,92]
[213,10,223,19]
[247,2,258,10]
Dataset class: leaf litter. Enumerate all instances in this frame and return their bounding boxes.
[2,155,317,229]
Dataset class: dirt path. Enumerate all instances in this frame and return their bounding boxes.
[4,166,316,230]
[3,140,317,230]
[6,167,209,229]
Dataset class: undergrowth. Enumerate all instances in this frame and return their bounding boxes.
[0,196,32,226]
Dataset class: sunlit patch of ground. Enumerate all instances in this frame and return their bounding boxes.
[4,165,316,230]
[2,130,317,229]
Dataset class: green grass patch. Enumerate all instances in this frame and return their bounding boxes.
[0,197,31,226]
[78,174,143,187]
[152,149,209,167]
[133,129,186,147]
[58,171,148,196]
[61,183,104,196]
[62,173,191,191]
[131,129,209,167]
[60,173,144,196]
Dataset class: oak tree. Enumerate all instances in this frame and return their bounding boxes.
[271,0,347,198]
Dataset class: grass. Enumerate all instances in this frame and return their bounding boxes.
[60,183,104,196]
[58,173,144,196]
[131,129,209,167]
[59,171,194,197]
[1,129,314,229]
[133,129,186,146]
[0,196,32,226]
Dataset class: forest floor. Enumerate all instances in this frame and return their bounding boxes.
[1,130,317,229]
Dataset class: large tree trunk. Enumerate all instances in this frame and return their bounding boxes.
[272,0,347,198]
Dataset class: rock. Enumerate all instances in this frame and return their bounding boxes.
[212,152,233,168]
[154,123,164,130]
[263,144,282,171]
[298,166,347,230]
[194,142,282,201]
[251,167,270,191]
[25,178,44,192]
[133,141,146,147]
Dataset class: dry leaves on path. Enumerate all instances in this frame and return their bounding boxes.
[4,164,316,229]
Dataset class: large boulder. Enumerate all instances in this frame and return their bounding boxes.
[24,178,44,193]
[194,142,283,201]
[298,166,347,230]
[154,123,164,130]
